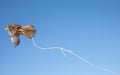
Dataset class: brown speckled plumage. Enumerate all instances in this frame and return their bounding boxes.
[5,24,36,46]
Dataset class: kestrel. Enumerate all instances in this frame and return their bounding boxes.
[5,24,36,46]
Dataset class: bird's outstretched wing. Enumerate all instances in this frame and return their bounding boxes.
[11,35,20,46]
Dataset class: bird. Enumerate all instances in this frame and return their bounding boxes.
[5,24,36,46]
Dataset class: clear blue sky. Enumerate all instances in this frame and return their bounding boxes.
[0,0,120,75]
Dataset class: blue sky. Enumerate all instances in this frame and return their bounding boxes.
[0,0,120,75]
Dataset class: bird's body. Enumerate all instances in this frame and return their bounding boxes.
[5,24,36,46]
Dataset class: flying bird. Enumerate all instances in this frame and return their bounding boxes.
[5,24,36,46]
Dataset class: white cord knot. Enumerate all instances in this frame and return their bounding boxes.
[60,48,67,57]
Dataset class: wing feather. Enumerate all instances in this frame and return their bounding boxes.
[11,35,20,46]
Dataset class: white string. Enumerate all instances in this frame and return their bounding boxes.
[32,38,68,57]
[32,38,120,75]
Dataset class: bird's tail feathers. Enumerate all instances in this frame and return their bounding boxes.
[22,25,36,39]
